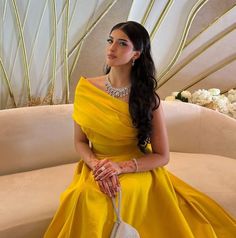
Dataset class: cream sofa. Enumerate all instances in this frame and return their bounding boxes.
[0,101,235,237]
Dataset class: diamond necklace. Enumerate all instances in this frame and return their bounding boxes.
[105,74,131,98]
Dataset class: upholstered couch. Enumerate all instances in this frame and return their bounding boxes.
[0,101,235,237]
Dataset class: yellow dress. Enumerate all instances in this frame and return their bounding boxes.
[44,77,236,238]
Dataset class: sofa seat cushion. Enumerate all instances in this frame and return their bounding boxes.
[1,153,235,237]
[166,152,236,217]
[0,163,77,238]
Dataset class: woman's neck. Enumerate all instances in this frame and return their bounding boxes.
[108,67,131,88]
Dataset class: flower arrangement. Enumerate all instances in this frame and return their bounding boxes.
[165,88,236,120]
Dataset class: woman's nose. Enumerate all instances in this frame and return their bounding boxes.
[109,42,117,51]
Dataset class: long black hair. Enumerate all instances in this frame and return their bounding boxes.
[105,21,160,152]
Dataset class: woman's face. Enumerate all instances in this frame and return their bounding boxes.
[106,29,139,67]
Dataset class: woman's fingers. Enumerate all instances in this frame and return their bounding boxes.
[102,179,112,197]
[97,180,105,194]
[94,167,116,180]
[111,175,120,193]
[100,170,117,180]
[93,160,121,181]
[97,176,120,197]
[106,179,116,197]
[95,159,109,169]
[106,176,120,197]
[93,159,110,176]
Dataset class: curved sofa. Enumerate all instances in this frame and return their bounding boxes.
[0,101,235,237]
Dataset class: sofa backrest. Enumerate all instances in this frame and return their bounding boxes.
[0,105,78,175]
[162,101,236,159]
[0,102,235,175]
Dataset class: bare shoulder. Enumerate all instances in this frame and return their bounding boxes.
[86,75,106,91]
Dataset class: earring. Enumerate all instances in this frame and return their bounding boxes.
[132,58,135,66]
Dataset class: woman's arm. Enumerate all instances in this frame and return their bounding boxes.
[119,101,169,173]
[74,122,120,197]
[74,122,99,170]
[94,101,169,179]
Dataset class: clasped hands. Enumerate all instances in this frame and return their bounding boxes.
[93,159,121,197]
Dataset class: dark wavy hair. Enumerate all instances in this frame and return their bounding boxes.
[105,21,160,152]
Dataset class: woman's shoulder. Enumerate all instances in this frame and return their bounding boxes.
[83,75,106,92]
[86,75,104,84]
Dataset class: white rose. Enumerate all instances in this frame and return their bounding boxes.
[208,88,220,96]
[191,89,212,106]
[228,103,236,119]
[181,90,191,99]
[213,95,230,114]
[227,89,236,103]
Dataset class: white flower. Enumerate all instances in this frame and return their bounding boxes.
[213,95,230,114]
[228,103,236,119]
[191,89,212,106]
[227,89,236,103]
[166,88,235,120]
[181,90,191,99]
[165,96,176,101]
[208,88,220,96]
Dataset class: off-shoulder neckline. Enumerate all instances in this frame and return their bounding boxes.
[79,76,129,107]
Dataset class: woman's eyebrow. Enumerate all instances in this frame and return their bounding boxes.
[109,35,129,42]
[118,39,128,42]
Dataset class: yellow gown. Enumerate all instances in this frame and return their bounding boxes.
[44,77,236,238]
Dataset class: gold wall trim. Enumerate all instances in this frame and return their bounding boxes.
[11,0,32,103]
[68,0,78,27]
[29,0,48,67]
[157,0,208,86]
[69,0,118,57]
[160,24,236,85]
[69,42,83,81]
[185,3,236,48]
[181,54,236,91]
[45,0,57,105]
[141,0,155,25]
[39,1,68,90]
[0,0,7,57]
[68,0,119,79]
[64,0,70,104]
[150,0,173,40]
[0,57,16,107]
[9,1,30,84]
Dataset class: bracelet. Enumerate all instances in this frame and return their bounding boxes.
[132,158,138,172]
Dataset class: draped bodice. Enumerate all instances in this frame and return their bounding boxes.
[72,77,145,159]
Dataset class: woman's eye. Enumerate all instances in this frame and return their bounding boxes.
[119,41,127,47]
[107,39,113,44]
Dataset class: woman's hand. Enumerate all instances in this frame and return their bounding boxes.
[93,159,121,197]
[93,159,121,181]
[97,175,120,197]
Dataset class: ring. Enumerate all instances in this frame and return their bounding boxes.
[100,166,106,171]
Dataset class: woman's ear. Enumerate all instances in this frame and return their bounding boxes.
[133,51,141,60]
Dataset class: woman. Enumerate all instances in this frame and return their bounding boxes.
[44,21,235,237]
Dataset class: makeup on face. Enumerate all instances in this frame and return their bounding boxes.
[106,29,134,50]
[107,36,133,48]
[105,29,137,67]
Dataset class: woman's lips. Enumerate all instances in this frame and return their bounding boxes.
[107,54,117,59]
